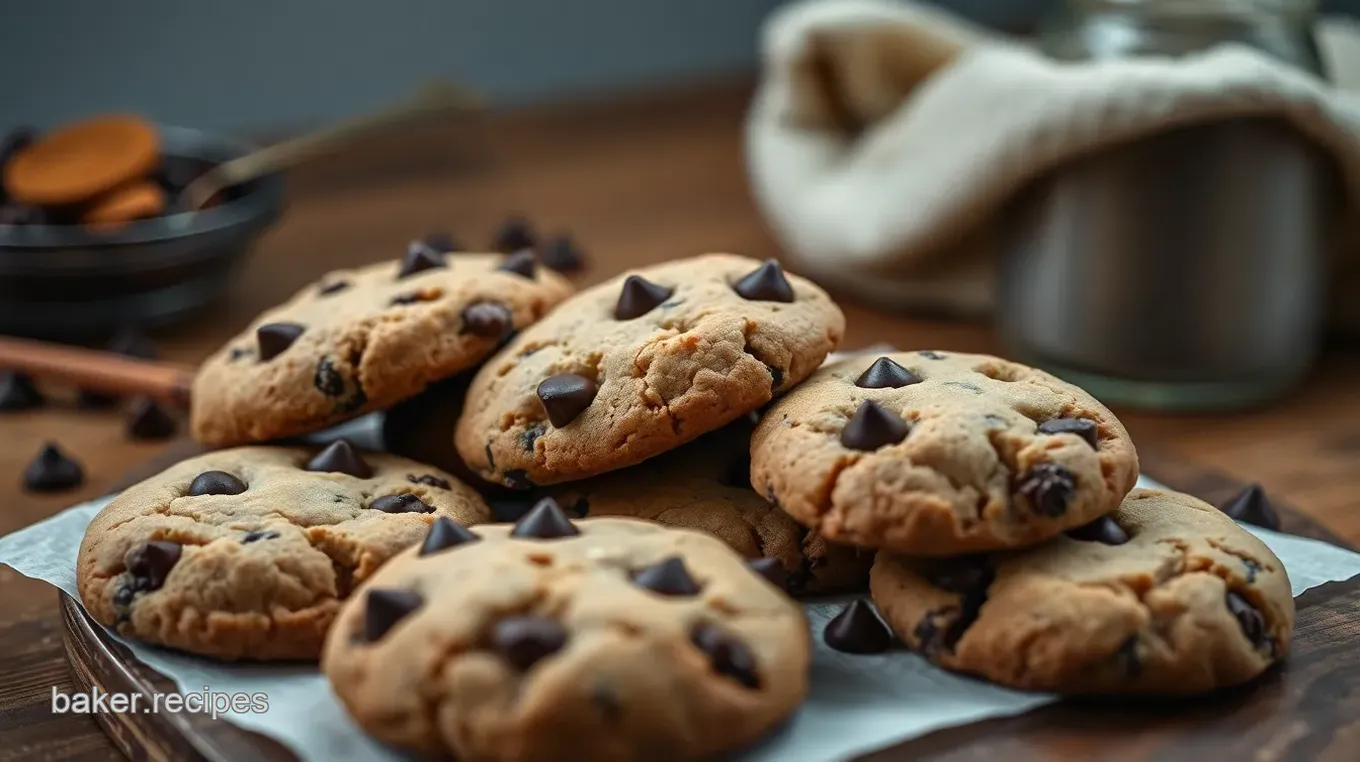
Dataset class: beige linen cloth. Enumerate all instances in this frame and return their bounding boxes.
[745,0,1360,331]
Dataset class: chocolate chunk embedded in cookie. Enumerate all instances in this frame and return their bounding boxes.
[191,250,573,447]
[322,516,809,761]
[870,488,1293,695]
[76,446,489,661]
[455,254,844,486]
[751,351,1138,555]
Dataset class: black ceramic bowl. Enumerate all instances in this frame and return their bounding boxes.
[0,125,284,341]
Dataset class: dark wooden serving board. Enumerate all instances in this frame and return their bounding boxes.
[61,445,1360,762]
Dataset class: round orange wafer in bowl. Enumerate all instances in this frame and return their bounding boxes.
[80,181,167,227]
[3,115,159,207]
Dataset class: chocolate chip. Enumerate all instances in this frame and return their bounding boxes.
[22,443,83,492]
[242,530,280,544]
[840,400,910,451]
[490,616,567,670]
[78,390,118,409]
[632,556,701,596]
[188,470,247,496]
[407,473,451,489]
[492,216,537,252]
[125,397,177,440]
[498,250,537,278]
[921,558,991,595]
[1017,463,1076,517]
[461,302,513,338]
[1219,484,1281,531]
[256,322,305,362]
[125,541,182,591]
[732,259,794,302]
[824,599,893,654]
[317,280,350,296]
[855,357,920,389]
[748,558,787,590]
[504,470,534,490]
[913,614,948,656]
[364,588,423,642]
[112,585,136,607]
[0,371,44,411]
[369,494,433,514]
[420,517,479,555]
[614,275,673,320]
[1037,418,1099,449]
[397,240,447,278]
[510,497,580,539]
[107,328,157,360]
[915,562,994,655]
[1226,591,1268,651]
[1065,515,1129,545]
[540,234,585,272]
[536,374,597,428]
[918,351,946,360]
[520,422,547,452]
[314,357,346,397]
[304,439,373,478]
[690,624,760,689]
[424,232,461,253]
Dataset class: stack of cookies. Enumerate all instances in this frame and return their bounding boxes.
[74,236,1295,762]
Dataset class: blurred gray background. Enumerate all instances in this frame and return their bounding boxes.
[0,0,1345,133]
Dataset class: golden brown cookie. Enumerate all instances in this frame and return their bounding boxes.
[3,115,159,206]
[81,180,166,226]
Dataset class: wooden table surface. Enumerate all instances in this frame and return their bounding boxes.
[1,80,1357,761]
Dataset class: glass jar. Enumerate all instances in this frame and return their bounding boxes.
[996,0,1337,410]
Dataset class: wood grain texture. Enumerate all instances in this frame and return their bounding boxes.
[1,78,1358,760]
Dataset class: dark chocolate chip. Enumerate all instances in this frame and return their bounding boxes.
[490,616,567,670]
[314,357,346,397]
[1219,484,1281,531]
[369,494,433,514]
[22,443,84,492]
[1065,515,1129,545]
[364,588,423,642]
[854,357,920,389]
[461,302,513,338]
[824,599,893,654]
[840,400,910,451]
[1242,558,1262,584]
[631,556,701,596]
[1226,591,1268,651]
[492,216,537,253]
[536,374,598,428]
[510,497,580,539]
[397,240,447,278]
[498,250,537,278]
[256,322,305,362]
[921,558,990,595]
[719,455,753,489]
[112,584,136,608]
[242,530,280,544]
[78,389,119,408]
[125,541,182,591]
[107,328,157,360]
[188,470,247,496]
[304,439,373,478]
[912,614,947,656]
[732,259,794,302]
[520,422,547,452]
[540,234,585,272]
[407,473,451,489]
[1115,636,1142,677]
[420,517,479,555]
[424,232,461,253]
[918,351,946,360]
[0,371,44,411]
[690,624,760,689]
[125,397,177,440]
[1037,418,1099,449]
[503,470,534,490]
[614,275,673,320]
[1017,463,1076,517]
[748,557,787,590]
[317,280,350,296]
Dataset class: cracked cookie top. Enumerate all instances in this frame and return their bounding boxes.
[869,488,1294,695]
[751,351,1139,555]
[190,247,574,447]
[322,507,809,761]
[76,444,490,661]
[454,253,845,487]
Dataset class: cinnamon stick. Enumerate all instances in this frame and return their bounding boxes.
[0,336,194,408]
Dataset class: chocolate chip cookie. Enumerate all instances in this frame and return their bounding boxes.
[550,420,871,595]
[870,488,1293,695]
[322,503,809,761]
[455,254,844,487]
[76,444,490,660]
[751,351,1138,555]
[191,248,573,447]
